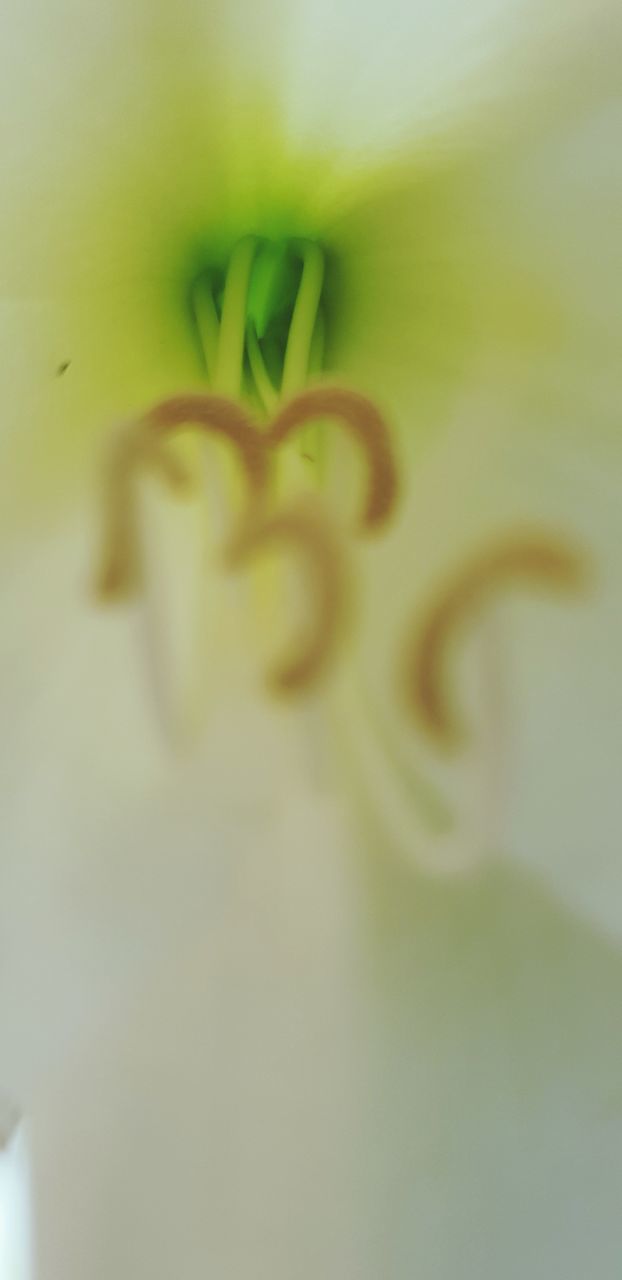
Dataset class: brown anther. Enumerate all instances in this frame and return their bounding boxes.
[267,385,398,530]
[95,395,269,603]
[226,498,349,693]
[94,423,194,600]
[145,394,268,495]
[405,532,589,749]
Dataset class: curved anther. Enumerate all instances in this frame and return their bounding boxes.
[405,533,589,749]
[95,423,193,600]
[226,498,349,693]
[95,395,269,602]
[267,385,398,530]
[145,394,268,495]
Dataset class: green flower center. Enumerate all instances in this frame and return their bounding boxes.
[189,236,327,410]
[95,233,400,697]
[94,235,586,750]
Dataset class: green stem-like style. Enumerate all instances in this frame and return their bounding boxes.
[215,237,256,396]
[281,242,325,397]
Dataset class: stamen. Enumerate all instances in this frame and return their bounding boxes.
[95,423,192,600]
[145,394,268,496]
[267,386,398,530]
[96,395,268,601]
[309,309,325,376]
[405,533,588,748]
[190,273,220,380]
[226,498,348,693]
[247,324,279,415]
[281,242,325,396]
[214,237,256,395]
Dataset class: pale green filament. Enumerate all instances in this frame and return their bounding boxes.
[303,310,327,473]
[281,242,325,397]
[192,237,326,414]
[247,325,278,414]
[215,237,257,396]
[309,308,325,375]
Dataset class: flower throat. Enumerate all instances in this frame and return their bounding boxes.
[94,234,585,745]
[95,235,399,696]
[190,236,327,410]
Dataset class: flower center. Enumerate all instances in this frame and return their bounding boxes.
[189,236,326,408]
[92,232,588,776]
[94,235,399,700]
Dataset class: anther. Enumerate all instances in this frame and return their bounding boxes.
[267,385,398,530]
[226,498,349,693]
[145,394,268,494]
[405,533,589,748]
[95,423,192,600]
[96,395,268,602]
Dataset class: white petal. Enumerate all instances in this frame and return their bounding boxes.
[0,510,329,1097]
[333,374,621,935]
[328,404,513,879]
[19,836,622,1277]
[500,437,622,942]
[224,0,619,154]
[358,860,622,1279]
[321,75,621,935]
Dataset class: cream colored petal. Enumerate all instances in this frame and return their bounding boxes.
[318,57,621,935]
[0,288,202,544]
[326,54,621,454]
[0,508,330,1097]
[17,828,622,1277]
[0,1,343,538]
[0,7,225,527]
[358,858,622,1279]
[499,435,622,941]
[328,403,511,879]
[2,529,620,1272]
[330,364,621,935]
[221,0,617,154]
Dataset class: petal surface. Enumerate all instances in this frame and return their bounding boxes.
[323,46,621,936]
[15,819,622,1279]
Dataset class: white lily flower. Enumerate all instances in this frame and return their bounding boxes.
[1,0,621,1276]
